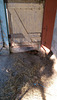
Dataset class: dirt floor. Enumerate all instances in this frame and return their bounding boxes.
[0,48,57,100]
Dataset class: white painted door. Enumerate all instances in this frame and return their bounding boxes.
[7,3,44,52]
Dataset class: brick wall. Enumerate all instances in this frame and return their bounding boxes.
[51,11,57,57]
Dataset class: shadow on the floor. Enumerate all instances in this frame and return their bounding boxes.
[0,50,54,100]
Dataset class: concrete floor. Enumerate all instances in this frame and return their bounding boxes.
[0,48,57,100]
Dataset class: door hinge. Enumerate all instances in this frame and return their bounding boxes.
[8,34,11,39]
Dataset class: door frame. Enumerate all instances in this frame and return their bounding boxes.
[41,0,57,50]
[0,0,9,49]
[4,0,57,52]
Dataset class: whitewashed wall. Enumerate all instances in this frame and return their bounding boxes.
[51,11,57,57]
